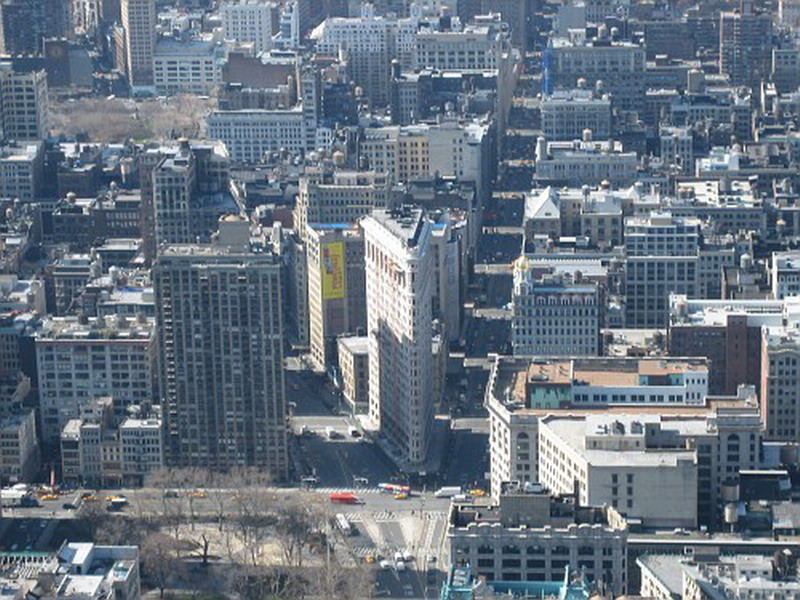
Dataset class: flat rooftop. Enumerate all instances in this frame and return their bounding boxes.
[522,358,707,389]
[541,416,697,467]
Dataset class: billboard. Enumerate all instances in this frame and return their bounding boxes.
[321,241,346,300]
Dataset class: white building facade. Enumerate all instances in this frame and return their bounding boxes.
[362,208,434,467]
[221,0,275,54]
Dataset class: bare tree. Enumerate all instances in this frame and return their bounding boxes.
[274,501,322,569]
[305,563,374,600]
[204,470,233,532]
[76,502,152,546]
[229,488,277,566]
[229,564,303,600]
[140,533,187,599]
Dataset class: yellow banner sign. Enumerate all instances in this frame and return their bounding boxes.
[321,241,346,299]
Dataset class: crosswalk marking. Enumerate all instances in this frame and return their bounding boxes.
[352,545,375,557]
[313,486,383,495]
[345,513,363,522]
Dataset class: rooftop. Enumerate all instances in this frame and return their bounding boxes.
[541,416,698,467]
[367,207,427,247]
[668,294,786,328]
[338,335,369,355]
[37,315,154,341]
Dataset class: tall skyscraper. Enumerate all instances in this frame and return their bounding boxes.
[154,216,288,477]
[719,0,773,87]
[0,0,47,55]
[306,223,366,371]
[625,212,701,328]
[121,0,156,91]
[153,145,196,246]
[362,207,434,467]
[141,139,230,257]
[0,64,49,141]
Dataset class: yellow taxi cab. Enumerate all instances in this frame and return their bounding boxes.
[393,492,408,500]
[189,491,206,498]
[469,489,486,497]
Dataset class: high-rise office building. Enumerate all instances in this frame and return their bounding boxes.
[545,35,646,112]
[221,0,275,54]
[0,0,45,55]
[153,145,196,245]
[761,324,800,442]
[624,212,701,328]
[0,64,49,142]
[35,314,157,444]
[294,168,391,240]
[154,216,288,477]
[306,224,366,372]
[719,0,773,87]
[121,0,156,91]
[362,207,434,467]
[141,139,230,256]
[0,0,71,55]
